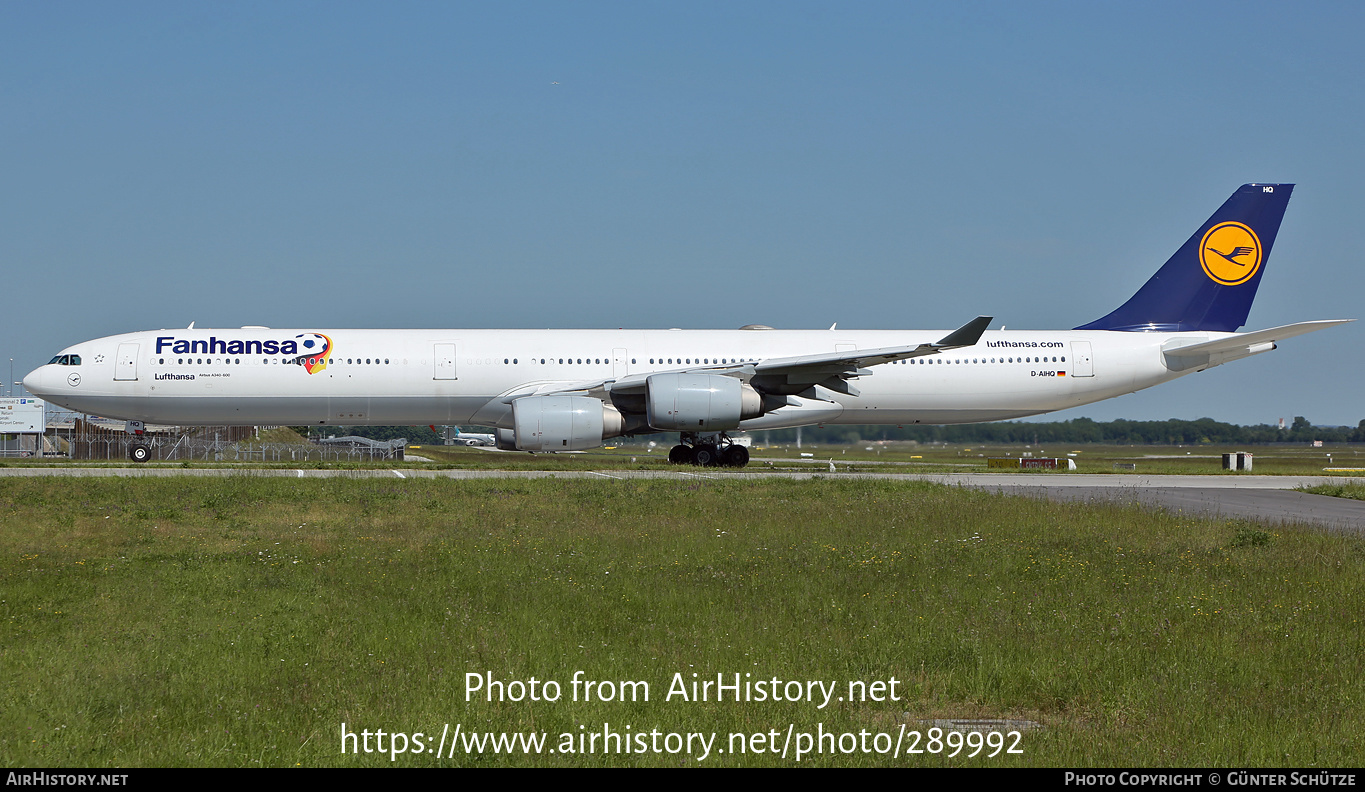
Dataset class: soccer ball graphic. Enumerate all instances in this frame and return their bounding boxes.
[295,333,333,373]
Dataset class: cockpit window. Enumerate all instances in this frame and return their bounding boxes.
[48,355,81,365]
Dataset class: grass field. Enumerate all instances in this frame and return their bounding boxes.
[1301,482,1365,501]
[3,475,1362,766]
[2,472,1365,764]
[407,440,1365,476]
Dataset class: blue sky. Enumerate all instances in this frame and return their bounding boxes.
[3,2,1361,426]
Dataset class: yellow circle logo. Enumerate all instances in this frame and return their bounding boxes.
[1199,222,1262,285]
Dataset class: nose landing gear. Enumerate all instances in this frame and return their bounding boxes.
[125,420,151,463]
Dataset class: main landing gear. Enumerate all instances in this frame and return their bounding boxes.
[668,432,750,468]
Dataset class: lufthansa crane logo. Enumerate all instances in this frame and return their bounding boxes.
[1199,221,1262,286]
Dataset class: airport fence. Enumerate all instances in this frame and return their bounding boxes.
[44,418,406,462]
[69,436,405,462]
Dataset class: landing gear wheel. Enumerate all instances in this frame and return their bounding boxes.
[721,444,749,468]
[691,445,719,467]
[668,444,691,465]
[130,444,150,463]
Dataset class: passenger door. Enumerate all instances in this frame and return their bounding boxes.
[115,343,139,381]
[433,343,458,380]
[1070,341,1094,377]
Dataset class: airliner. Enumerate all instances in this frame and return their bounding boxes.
[23,184,1350,466]
[445,427,497,447]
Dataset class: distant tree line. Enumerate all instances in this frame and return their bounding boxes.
[752,417,1365,446]
[316,417,1365,447]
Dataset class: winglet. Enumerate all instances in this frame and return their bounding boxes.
[934,316,993,349]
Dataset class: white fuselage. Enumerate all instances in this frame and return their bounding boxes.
[23,326,1223,431]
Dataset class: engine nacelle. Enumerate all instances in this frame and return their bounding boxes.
[509,395,623,451]
[645,373,763,431]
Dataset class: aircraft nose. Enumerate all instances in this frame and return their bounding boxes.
[22,366,50,398]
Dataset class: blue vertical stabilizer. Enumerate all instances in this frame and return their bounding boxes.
[1076,184,1293,332]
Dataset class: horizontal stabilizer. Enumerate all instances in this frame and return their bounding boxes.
[1161,319,1351,372]
[1163,320,1353,357]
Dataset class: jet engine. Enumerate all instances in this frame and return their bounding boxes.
[645,373,763,431]
[505,395,624,451]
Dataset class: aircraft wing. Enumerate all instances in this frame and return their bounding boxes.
[752,315,992,375]
[605,315,993,399]
[743,315,992,397]
[497,379,612,402]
